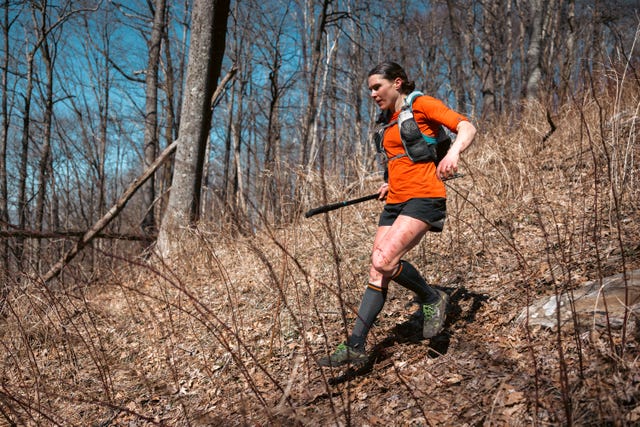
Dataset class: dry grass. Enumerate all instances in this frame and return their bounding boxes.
[1,75,639,426]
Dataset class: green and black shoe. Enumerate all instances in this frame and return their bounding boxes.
[318,343,369,367]
[422,290,449,338]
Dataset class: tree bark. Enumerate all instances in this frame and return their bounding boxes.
[34,24,55,272]
[525,0,544,101]
[445,0,467,110]
[299,0,330,169]
[141,0,167,235]
[480,1,497,119]
[0,0,10,303]
[559,0,575,103]
[231,79,247,217]
[0,1,11,276]
[156,0,230,259]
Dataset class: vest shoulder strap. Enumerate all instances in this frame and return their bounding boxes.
[403,91,424,110]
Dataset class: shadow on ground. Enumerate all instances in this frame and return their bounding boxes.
[328,286,488,385]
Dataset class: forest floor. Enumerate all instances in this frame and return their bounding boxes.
[2,101,640,426]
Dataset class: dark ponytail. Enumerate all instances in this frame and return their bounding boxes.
[368,61,416,94]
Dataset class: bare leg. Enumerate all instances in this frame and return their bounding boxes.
[348,216,430,349]
[320,215,441,366]
[369,215,430,287]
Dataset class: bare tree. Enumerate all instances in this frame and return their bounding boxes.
[156,0,230,258]
[559,0,576,103]
[253,2,292,223]
[479,0,498,119]
[157,4,179,222]
[298,0,330,169]
[232,78,247,217]
[0,0,15,278]
[33,4,58,272]
[16,8,37,271]
[140,0,167,235]
[445,0,468,110]
[523,0,545,101]
[218,0,249,222]
[16,1,94,271]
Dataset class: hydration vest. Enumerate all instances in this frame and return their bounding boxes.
[374,91,452,165]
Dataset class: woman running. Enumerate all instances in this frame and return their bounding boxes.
[319,61,477,367]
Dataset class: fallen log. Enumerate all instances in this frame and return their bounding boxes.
[0,228,154,241]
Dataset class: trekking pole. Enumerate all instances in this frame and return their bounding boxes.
[305,173,464,218]
[305,193,380,218]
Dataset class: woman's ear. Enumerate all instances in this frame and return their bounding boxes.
[394,77,403,90]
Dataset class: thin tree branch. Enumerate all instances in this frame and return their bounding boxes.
[40,138,179,284]
[211,64,237,109]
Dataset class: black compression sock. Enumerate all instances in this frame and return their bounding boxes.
[348,284,387,349]
[392,260,439,304]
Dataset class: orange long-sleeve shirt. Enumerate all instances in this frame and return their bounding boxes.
[383,95,467,204]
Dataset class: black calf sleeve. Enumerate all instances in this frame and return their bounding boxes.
[348,284,387,350]
[392,260,439,304]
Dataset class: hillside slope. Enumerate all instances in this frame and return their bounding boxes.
[1,98,639,426]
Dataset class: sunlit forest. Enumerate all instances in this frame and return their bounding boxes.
[1,0,639,425]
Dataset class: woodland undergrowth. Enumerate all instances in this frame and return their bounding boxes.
[1,74,639,426]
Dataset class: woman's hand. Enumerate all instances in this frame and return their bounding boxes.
[436,152,460,180]
[436,120,476,180]
[377,183,389,200]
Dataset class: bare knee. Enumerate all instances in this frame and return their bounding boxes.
[371,248,399,278]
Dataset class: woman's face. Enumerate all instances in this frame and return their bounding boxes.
[368,74,401,111]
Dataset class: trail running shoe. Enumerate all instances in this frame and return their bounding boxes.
[317,343,368,367]
[423,290,449,338]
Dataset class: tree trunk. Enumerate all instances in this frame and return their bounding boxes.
[221,91,233,207]
[34,31,55,272]
[93,11,111,274]
[445,0,467,110]
[159,6,179,222]
[502,0,515,112]
[156,0,230,259]
[306,35,338,174]
[299,0,329,169]
[17,51,35,272]
[231,79,247,217]
[141,0,167,235]
[0,1,10,277]
[0,0,10,304]
[525,0,544,101]
[559,0,575,103]
[261,49,282,222]
[480,1,497,119]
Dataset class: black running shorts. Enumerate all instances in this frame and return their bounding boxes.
[378,197,447,232]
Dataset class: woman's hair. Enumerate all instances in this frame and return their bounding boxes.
[368,61,416,94]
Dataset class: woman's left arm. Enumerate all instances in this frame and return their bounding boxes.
[436,120,476,180]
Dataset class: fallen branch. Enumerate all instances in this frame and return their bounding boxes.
[0,228,153,241]
[40,69,236,284]
[40,139,179,284]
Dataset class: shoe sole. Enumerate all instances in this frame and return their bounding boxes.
[317,350,369,368]
[423,291,448,339]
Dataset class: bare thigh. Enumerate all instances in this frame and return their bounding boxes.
[369,215,430,286]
